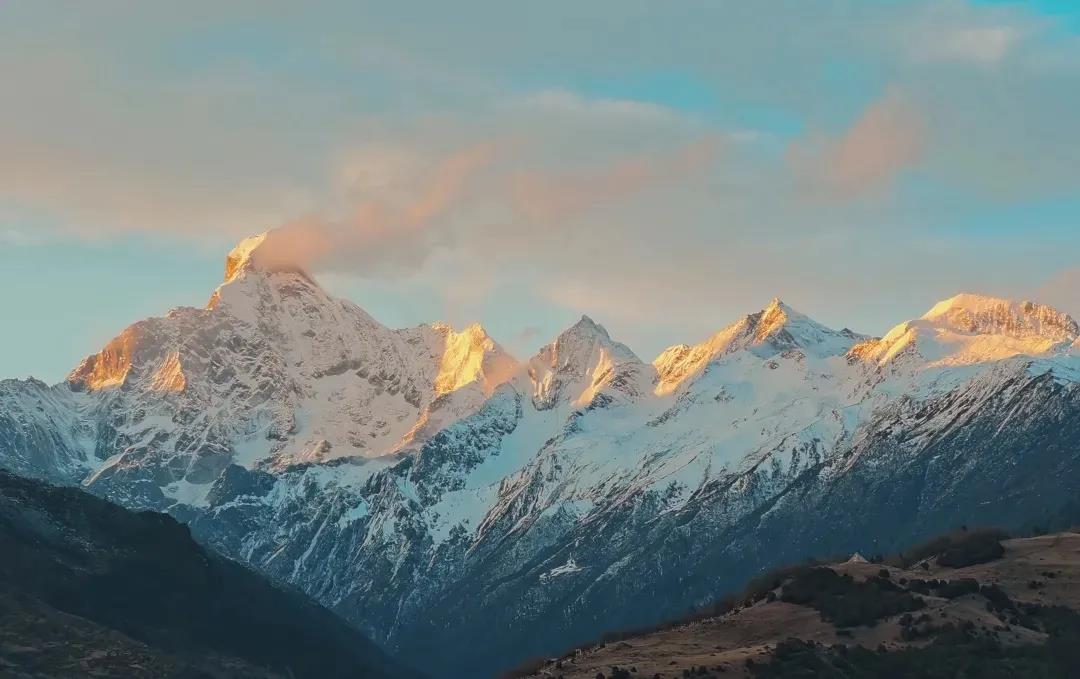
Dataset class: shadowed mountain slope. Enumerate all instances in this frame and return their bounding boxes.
[0,471,422,679]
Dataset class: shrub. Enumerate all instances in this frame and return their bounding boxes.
[936,578,980,599]
[901,528,1008,568]
[938,531,1007,567]
[780,568,925,628]
[752,605,1080,678]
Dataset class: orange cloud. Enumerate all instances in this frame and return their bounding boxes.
[788,90,923,198]
[405,142,499,225]
[252,142,499,275]
[240,135,723,284]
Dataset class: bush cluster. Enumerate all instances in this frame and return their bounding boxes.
[752,603,1080,678]
[897,528,1008,568]
[780,568,925,628]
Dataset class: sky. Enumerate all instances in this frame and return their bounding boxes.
[2,1,1080,382]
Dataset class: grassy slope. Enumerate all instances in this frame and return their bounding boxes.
[518,530,1080,679]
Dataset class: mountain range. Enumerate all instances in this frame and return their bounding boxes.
[3,232,1080,676]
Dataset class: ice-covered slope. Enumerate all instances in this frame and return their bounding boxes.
[3,236,1080,677]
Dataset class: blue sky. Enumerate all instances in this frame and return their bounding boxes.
[2,1,1080,381]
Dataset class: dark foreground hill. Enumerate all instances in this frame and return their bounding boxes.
[519,529,1080,678]
[0,471,422,679]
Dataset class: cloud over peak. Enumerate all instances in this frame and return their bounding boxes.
[3,0,1080,371]
[250,142,499,276]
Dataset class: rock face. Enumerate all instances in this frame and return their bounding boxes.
[3,234,1080,677]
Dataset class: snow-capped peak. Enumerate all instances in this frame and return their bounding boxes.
[431,322,518,397]
[654,298,858,395]
[221,230,317,286]
[223,232,271,283]
[528,316,651,410]
[61,233,531,474]
[68,324,143,391]
[750,298,847,350]
[851,293,1078,370]
[208,231,328,318]
[564,315,612,341]
[921,293,1078,343]
[541,316,641,370]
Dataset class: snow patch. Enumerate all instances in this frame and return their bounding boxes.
[540,555,584,581]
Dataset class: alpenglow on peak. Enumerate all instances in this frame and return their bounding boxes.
[223,232,271,283]
[920,293,1079,342]
[221,230,317,284]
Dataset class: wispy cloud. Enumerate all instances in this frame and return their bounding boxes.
[511,89,684,123]
[510,138,720,222]
[788,89,923,198]
[1033,267,1080,318]
[0,228,40,246]
[927,26,1023,65]
[254,142,499,275]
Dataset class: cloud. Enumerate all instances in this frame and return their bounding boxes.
[0,228,43,246]
[1032,267,1080,318]
[251,142,499,275]
[929,27,1022,65]
[788,89,923,198]
[4,0,1080,364]
[251,134,721,279]
[509,137,720,222]
[511,90,683,123]
[2,0,1070,237]
[891,0,1036,67]
[542,280,671,325]
[0,44,326,240]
